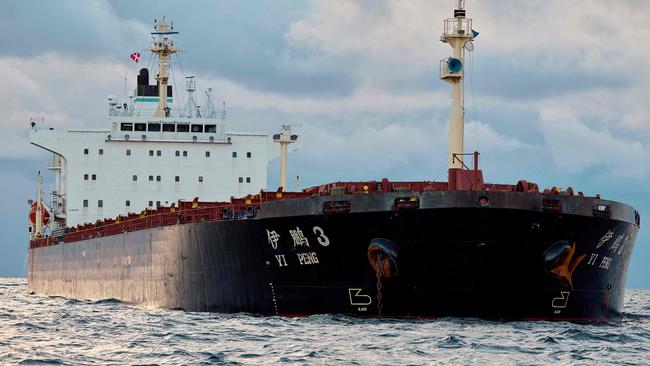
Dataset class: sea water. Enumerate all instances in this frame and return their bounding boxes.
[1,278,648,365]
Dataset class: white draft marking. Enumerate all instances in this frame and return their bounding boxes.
[552,291,571,309]
[348,288,372,306]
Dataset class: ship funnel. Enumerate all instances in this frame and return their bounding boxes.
[137,68,149,86]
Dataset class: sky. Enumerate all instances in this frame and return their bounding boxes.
[0,0,648,288]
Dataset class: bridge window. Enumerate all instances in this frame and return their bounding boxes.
[98,200,103,208]
[239,177,243,183]
[198,176,203,183]
[205,124,217,133]
[98,149,103,155]
[149,150,154,156]
[156,175,161,182]
[175,150,180,157]
[126,200,130,207]
[246,177,251,183]
[232,152,237,158]
[91,174,96,181]
[175,176,180,182]
[247,152,251,158]
[183,151,188,157]
[135,123,146,131]
[149,175,153,181]
[121,123,133,131]
[84,174,89,180]
[148,201,153,207]
[156,201,161,207]
[83,199,88,208]
[156,150,161,156]
[205,151,210,157]
[162,123,175,132]
[126,149,131,156]
[177,124,189,132]
[148,123,161,132]
[83,148,89,155]
[133,175,137,181]
[191,124,203,133]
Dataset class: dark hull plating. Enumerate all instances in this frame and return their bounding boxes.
[28,191,639,320]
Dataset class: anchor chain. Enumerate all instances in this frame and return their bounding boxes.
[375,253,384,317]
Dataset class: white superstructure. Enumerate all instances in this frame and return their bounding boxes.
[29,18,273,229]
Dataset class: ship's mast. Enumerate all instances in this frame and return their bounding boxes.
[273,126,298,190]
[150,17,178,118]
[34,172,44,239]
[440,0,477,170]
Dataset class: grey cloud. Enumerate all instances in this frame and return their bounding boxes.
[109,0,357,96]
[473,54,631,100]
[0,0,147,58]
[0,0,358,97]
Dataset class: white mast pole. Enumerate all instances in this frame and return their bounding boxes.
[35,171,43,239]
[440,0,475,170]
[273,125,298,191]
[280,142,288,189]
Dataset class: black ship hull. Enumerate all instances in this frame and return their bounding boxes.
[28,191,639,320]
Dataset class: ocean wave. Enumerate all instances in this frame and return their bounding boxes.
[0,278,648,365]
[437,334,467,348]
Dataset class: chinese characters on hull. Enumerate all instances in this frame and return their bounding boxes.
[266,225,330,268]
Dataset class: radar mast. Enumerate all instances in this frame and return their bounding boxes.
[440,0,478,170]
[149,17,178,118]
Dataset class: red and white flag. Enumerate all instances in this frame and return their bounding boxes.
[130,51,141,63]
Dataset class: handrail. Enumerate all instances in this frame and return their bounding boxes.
[452,151,480,171]
[29,177,530,249]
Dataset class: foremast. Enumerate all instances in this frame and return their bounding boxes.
[440,1,481,190]
[150,17,178,118]
[34,172,44,239]
[273,126,299,190]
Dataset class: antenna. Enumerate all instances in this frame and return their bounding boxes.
[203,88,217,118]
[149,17,179,118]
[123,64,127,106]
[183,76,198,118]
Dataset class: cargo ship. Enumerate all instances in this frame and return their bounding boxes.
[27,2,640,320]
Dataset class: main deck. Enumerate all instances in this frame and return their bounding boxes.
[29,178,640,250]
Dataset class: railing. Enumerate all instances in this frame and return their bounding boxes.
[443,18,472,38]
[62,204,239,243]
[30,237,53,248]
[303,179,449,196]
[452,151,480,171]
[29,191,314,249]
[30,177,532,249]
